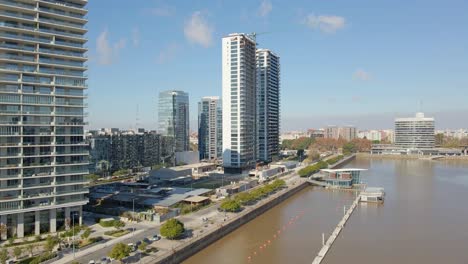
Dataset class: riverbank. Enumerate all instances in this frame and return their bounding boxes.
[357,153,468,161]
[152,180,309,264]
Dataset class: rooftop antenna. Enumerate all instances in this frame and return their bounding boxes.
[135,104,140,131]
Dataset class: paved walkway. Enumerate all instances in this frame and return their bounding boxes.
[53,229,146,264]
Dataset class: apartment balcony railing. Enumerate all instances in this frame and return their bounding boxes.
[40,0,87,12]
[0,10,35,20]
[38,48,86,58]
[38,17,86,29]
[0,32,51,44]
[0,0,35,10]
[0,53,35,62]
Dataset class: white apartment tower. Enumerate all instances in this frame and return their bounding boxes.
[0,0,89,239]
[256,49,280,162]
[198,96,222,160]
[222,33,256,173]
[395,112,435,149]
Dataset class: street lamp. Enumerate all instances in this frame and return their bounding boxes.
[71,212,77,258]
[132,198,136,236]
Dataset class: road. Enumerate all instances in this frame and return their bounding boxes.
[57,165,307,264]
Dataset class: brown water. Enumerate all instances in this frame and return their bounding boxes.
[184,157,468,264]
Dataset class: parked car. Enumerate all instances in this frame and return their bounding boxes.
[88,260,95,264]
[151,235,161,241]
[100,257,110,264]
[142,237,151,244]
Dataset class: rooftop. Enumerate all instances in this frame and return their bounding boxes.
[168,162,217,171]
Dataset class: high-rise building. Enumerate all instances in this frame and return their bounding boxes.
[89,136,111,173]
[198,96,222,160]
[222,33,257,173]
[0,0,89,239]
[109,132,160,171]
[158,90,189,152]
[256,49,280,162]
[395,112,435,149]
[325,126,357,141]
[339,126,357,141]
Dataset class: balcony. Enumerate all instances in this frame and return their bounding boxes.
[39,57,86,68]
[0,53,35,62]
[0,10,35,20]
[40,0,87,13]
[38,47,86,58]
[38,16,86,30]
[0,0,35,10]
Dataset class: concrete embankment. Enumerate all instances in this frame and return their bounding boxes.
[329,154,356,169]
[153,181,309,264]
[357,152,468,161]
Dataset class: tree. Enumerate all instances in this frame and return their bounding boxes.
[26,244,34,257]
[13,246,22,260]
[220,199,241,213]
[108,243,130,263]
[114,221,125,230]
[160,219,185,240]
[138,241,147,252]
[343,142,356,155]
[0,248,8,264]
[435,133,444,146]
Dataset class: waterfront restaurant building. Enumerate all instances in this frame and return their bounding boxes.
[320,168,367,188]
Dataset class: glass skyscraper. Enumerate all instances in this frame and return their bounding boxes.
[158,90,189,152]
[0,0,89,239]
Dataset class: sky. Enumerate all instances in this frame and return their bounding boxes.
[86,0,468,131]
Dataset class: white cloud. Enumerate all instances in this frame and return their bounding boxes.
[96,29,126,65]
[184,11,213,48]
[157,43,179,64]
[353,69,372,81]
[258,0,272,17]
[303,14,346,33]
[132,27,140,47]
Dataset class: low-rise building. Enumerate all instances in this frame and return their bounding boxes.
[320,168,367,188]
[148,162,217,184]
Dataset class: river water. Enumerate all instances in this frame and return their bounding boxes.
[184,157,468,264]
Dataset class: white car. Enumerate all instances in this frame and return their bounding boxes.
[150,235,161,241]
[88,261,95,264]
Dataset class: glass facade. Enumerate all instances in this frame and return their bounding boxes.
[158,90,189,152]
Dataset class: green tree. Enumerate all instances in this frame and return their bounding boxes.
[114,221,125,230]
[0,248,8,264]
[108,243,130,263]
[343,142,357,155]
[13,246,22,260]
[220,199,241,212]
[138,241,147,252]
[160,219,185,240]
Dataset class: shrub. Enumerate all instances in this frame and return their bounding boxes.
[160,219,185,240]
[298,161,328,177]
[99,219,125,229]
[220,199,241,212]
[108,243,130,261]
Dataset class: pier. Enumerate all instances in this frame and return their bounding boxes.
[312,193,361,264]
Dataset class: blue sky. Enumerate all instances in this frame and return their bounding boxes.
[86,0,468,131]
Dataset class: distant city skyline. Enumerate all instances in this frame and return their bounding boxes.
[85,1,468,131]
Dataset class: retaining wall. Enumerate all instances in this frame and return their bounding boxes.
[154,181,309,264]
